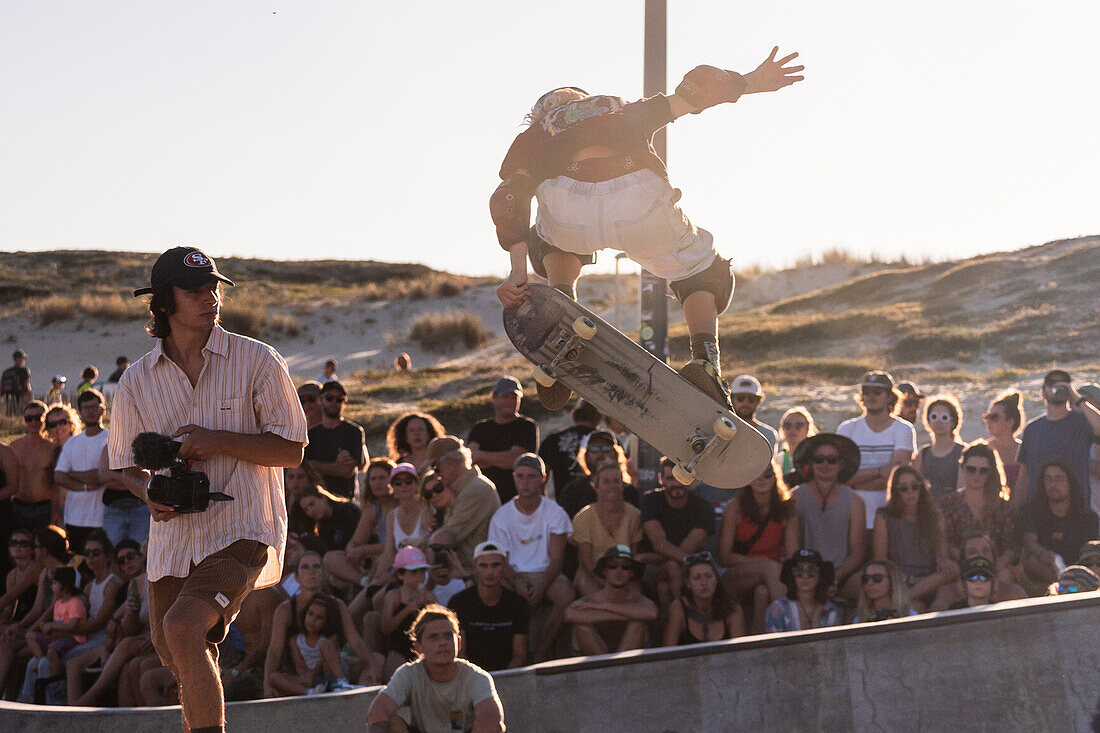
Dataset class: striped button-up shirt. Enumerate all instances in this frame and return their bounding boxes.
[107,325,308,587]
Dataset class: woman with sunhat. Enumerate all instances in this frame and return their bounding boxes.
[764,548,842,632]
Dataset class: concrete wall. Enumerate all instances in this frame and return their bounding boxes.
[4,593,1099,732]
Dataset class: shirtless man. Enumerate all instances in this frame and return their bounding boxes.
[9,400,57,529]
[565,545,657,655]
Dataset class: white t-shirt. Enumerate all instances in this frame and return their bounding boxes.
[430,576,467,607]
[55,429,109,528]
[488,497,573,574]
[836,416,916,528]
[383,658,498,732]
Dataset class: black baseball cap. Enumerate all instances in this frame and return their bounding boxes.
[133,247,235,297]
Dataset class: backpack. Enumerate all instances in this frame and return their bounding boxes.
[0,367,19,395]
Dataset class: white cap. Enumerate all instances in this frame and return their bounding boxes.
[729,374,763,397]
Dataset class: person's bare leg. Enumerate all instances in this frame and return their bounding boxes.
[362,611,384,660]
[66,646,102,704]
[751,583,770,635]
[616,621,647,652]
[268,670,307,696]
[162,597,224,729]
[76,635,145,706]
[118,655,146,707]
[571,624,609,656]
[534,577,574,662]
[542,251,584,299]
[324,550,366,586]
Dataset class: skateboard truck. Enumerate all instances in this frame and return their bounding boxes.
[532,317,596,387]
[673,416,738,485]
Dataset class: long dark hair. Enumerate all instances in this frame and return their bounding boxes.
[35,525,70,564]
[298,593,342,641]
[145,285,176,338]
[990,389,1025,435]
[737,464,793,526]
[680,560,733,620]
[884,466,945,555]
[960,440,1010,509]
[1034,460,1087,515]
[386,412,445,460]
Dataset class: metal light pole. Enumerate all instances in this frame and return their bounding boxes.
[614,252,628,330]
[636,0,668,490]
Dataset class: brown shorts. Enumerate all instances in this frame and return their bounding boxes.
[148,539,268,670]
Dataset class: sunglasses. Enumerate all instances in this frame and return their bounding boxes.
[684,551,714,566]
[812,454,840,465]
[981,412,1002,422]
[604,561,633,571]
[965,573,993,583]
[117,553,139,563]
[298,394,318,404]
[46,418,71,429]
[322,394,346,402]
[861,387,887,396]
[299,562,323,571]
[861,572,886,585]
[8,539,32,548]
[732,394,761,403]
[428,544,454,554]
[391,476,417,486]
[781,421,807,431]
[85,548,105,557]
[24,413,43,423]
[1057,583,1081,594]
[421,483,446,499]
[586,445,614,453]
[902,398,921,407]
[963,465,991,475]
[792,565,820,578]
[895,481,921,493]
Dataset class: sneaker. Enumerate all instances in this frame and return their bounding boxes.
[679,359,731,409]
[329,677,360,692]
[305,682,327,696]
[536,379,573,410]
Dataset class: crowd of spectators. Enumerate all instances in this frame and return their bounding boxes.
[2,352,1099,709]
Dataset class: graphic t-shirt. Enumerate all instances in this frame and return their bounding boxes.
[538,425,594,496]
[448,586,530,671]
[488,497,573,573]
[837,416,917,528]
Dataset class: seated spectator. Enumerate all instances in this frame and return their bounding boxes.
[663,551,743,646]
[1048,565,1099,596]
[764,549,842,633]
[946,556,997,610]
[557,430,640,520]
[428,436,501,568]
[365,464,432,590]
[340,458,399,586]
[602,416,639,484]
[487,454,573,662]
[424,530,471,607]
[941,441,1017,574]
[0,528,43,626]
[872,467,956,609]
[1077,540,1100,579]
[365,605,505,733]
[467,376,539,504]
[777,407,817,479]
[788,433,867,600]
[982,389,1025,490]
[380,547,437,678]
[65,530,122,657]
[284,462,327,535]
[448,542,528,671]
[220,583,285,702]
[386,411,446,471]
[854,559,917,623]
[394,352,412,372]
[927,531,1027,611]
[538,398,601,497]
[297,485,362,560]
[19,566,85,702]
[717,464,797,633]
[640,457,716,617]
[914,394,966,501]
[571,463,645,597]
[421,470,452,531]
[1019,460,1099,595]
[268,594,355,695]
[565,546,657,655]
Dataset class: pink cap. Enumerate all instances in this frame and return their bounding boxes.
[393,546,430,571]
[389,463,418,481]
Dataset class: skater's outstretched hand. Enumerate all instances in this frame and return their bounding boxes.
[744,47,804,94]
[497,270,529,308]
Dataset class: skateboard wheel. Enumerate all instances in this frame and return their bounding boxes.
[713,416,737,441]
[572,317,597,340]
[532,366,556,387]
[672,464,695,486]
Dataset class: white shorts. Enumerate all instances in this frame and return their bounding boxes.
[534,168,717,282]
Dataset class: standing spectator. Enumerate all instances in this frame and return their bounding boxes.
[0,443,20,582]
[42,404,79,528]
[764,549,842,633]
[640,457,716,616]
[717,464,798,633]
[296,381,324,431]
[854,559,916,622]
[1077,383,1100,516]
[97,421,152,546]
[45,376,67,406]
[728,375,779,452]
[947,556,998,610]
[428,436,501,568]
[1016,369,1100,507]
[565,546,657,655]
[941,441,1017,574]
[872,467,956,609]
[76,366,99,395]
[982,389,1025,490]
[557,430,639,520]
[386,411,446,470]
[1019,460,1099,594]
[107,356,130,384]
[107,246,307,730]
[788,433,866,599]
[366,605,505,733]
[487,454,573,662]
[571,464,645,597]
[448,541,529,671]
[304,380,368,499]
[928,531,1027,611]
[538,399,601,498]
[316,358,339,385]
[467,376,539,504]
[662,551,743,645]
[837,370,917,530]
[9,400,56,530]
[914,394,966,502]
[896,381,925,427]
[380,547,437,678]
[1,349,32,415]
[777,407,817,480]
[53,389,110,553]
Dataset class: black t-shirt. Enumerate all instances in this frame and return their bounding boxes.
[107,368,126,383]
[1,365,30,395]
[313,501,362,554]
[467,417,538,505]
[1020,502,1099,563]
[557,477,640,520]
[447,586,530,671]
[305,420,367,498]
[538,425,593,496]
[639,490,716,547]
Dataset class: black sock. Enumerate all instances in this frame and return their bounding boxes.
[191,727,224,733]
[689,333,721,375]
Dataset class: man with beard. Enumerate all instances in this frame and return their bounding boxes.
[304,380,368,499]
[565,545,657,655]
[728,375,778,453]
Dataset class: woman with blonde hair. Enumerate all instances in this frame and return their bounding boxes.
[777,407,817,478]
[854,558,917,623]
[571,463,645,597]
[557,430,638,519]
[982,389,1025,490]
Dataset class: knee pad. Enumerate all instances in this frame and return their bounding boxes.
[669,256,735,315]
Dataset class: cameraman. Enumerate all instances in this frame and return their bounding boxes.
[107,247,307,733]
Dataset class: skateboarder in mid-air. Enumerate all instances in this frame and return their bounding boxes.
[492,47,804,411]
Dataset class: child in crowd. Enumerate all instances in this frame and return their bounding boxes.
[269,594,354,695]
[380,547,436,678]
[20,567,86,701]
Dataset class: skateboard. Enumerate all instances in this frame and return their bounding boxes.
[503,284,772,489]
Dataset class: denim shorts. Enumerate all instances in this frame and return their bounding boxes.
[534,168,717,282]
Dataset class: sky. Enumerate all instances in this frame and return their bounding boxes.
[1,1,1098,277]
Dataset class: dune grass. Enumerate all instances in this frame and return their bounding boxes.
[408,311,494,352]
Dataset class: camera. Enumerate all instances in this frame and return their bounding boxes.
[1048,384,1070,402]
[131,432,234,514]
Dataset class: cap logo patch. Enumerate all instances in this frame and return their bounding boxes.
[183,251,211,268]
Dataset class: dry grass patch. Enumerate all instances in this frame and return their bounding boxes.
[409,312,494,352]
[28,293,143,325]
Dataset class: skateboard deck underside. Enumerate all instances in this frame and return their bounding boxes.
[503,284,771,488]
